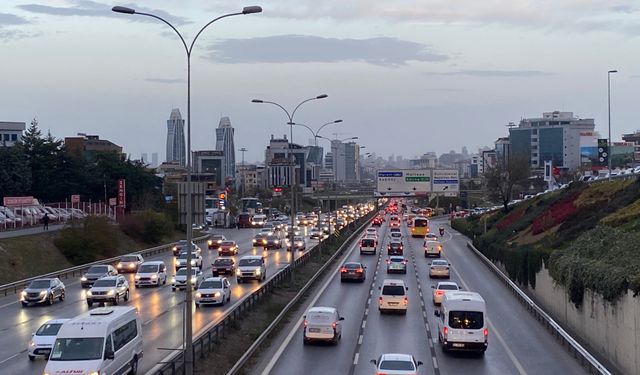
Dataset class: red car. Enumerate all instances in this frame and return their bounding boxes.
[208,235,226,250]
[211,258,235,276]
[218,241,239,256]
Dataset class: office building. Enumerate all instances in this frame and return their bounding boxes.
[65,133,123,161]
[622,130,640,163]
[151,153,159,168]
[494,137,510,165]
[0,121,25,147]
[192,150,225,187]
[331,140,361,182]
[215,116,235,179]
[141,153,148,164]
[264,134,309,188]
[166,108,185,166]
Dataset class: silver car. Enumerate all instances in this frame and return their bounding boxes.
[429,259,451,279]
[386,256,408,274]
[80,264,118,288]
[86,275,129,306]
[21,278,65,307]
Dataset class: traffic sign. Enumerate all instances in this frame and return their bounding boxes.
[432,169,459,193]
[376,169,431,194]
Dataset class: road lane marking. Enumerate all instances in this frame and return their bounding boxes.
[358,335,363,344]
[353,352,359,365]
[0,351,24,365]
[361,320,366,329]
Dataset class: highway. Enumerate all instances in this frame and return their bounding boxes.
[258,215,587,375]
[0,226,318,375]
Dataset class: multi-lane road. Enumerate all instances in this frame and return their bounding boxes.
[257,216,587,375]
[0,226,319,375]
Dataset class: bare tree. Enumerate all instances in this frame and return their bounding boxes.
[484,155,531,212]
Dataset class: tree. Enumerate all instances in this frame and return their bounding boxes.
[0,144,31,197]
[484,155,531,212]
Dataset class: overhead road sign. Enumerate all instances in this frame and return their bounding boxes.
[432,169,459,193]
[376,169,431,194]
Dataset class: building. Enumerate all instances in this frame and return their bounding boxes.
[410,152,438,169]
[622,130,640,163]
[64,133,123,161]
[494,137,510,164]
[509,111,595,171]
[141,153,148,164]
[324,152,333,170]
[330,140,361,182]
[151,153,159,167]
[0,121,25,147]
[192,150,225,187]
[215,116,235,179]
[438,150,464,168]
[264,134,309,188]
[166,108,186,166]
[482,150,497,173]
[237,165,259,191]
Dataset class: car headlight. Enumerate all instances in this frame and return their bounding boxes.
[214,292,221,298]
[39,290,47,296]
[217,240,222,244]
[151,274,158,279]
[171,277,176,283]
[135,275,141,280]
[107,290,115,296]
[29,340,36,347]
[81,276,87,281]
[191,277,197,284]
[177,260,182,265]
[195,292,201,298]
[275,240,280,244]
[207,240,213,245]
[21,291,27,297]
[88,371,100,375]
[117,263,123,269]
[129,263,135,268]
[252,239,257,243]
[255,268,261,275]
[87,291,92,296]
[236,269,241,276]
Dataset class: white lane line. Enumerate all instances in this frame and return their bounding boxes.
[0,300,19,309]
[432,357,439,369]
[0,351,23,365]
[364,308,368,316]
[358,335,363,345]
[367,298,371,305]
[353,352,360,365]
[361,320,366,329]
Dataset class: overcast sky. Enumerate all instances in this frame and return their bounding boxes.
[2,0,639,163]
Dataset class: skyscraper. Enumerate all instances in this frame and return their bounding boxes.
[166,108,186,166]
[215,116,236,179]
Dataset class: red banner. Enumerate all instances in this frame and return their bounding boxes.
[117,179,126,207]
[3,196,34,206]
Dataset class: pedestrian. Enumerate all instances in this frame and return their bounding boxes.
[43,213,50,230]
[236,220,240,230]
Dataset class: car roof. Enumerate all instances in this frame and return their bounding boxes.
[389,256,405,260]
[240,255,263,260]
[382,279,406,286]
[96,276,119,281]
[432,259,449,264]
[380,353,414,362]
[308,306,337,314]
[437,281,459,288]
[202,277,225,282]
[141,261,164,265]
[343,261,363,266]
[390,239,403,243]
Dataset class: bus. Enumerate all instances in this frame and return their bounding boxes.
[411,216,430,237]
[240,198,263,215]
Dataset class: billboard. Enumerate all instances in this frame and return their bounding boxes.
[579,132,598,164]
[376,169,431,193]
[432,169,459,193]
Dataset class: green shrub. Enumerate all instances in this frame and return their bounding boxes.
[54,216,119,264]
[120,210,173,244]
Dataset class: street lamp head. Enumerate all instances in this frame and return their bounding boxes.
[350,137,359,140]
[287,121,295,125]
[242,6,263,14]
[334,119,343,124]
[316,94,328,99]
[251,99,264,103]
[608,70,618,74]
[112,6,136,14]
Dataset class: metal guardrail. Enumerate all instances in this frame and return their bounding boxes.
[0,234,211,296]
[466,242,612,375]
[149,213,374,375]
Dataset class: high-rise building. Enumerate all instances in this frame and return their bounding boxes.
[264,134,309,187]
[331,140,360,182]
[215,116,236,180]
[166,108,186,166]
[151,153,159,167]
[141,153,148,164]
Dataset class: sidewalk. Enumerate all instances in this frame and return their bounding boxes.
[0,223,65,240]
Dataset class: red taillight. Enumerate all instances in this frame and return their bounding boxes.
[340,268,348,273]
[386,260,390,264]
[303,319,308,327]
[403,297,408,305]
[411,227,415,232]
[332,322,337,329]
[444,326,448,336]
[436,290,444,295]
[484,328,489,336]
[379,297,383,303]
[356,269,363,273]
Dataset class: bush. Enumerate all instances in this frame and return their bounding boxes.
[120,210,173,244]
[531,193,579,235]
[54,216,120,264]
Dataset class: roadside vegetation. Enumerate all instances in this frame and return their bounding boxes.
[453,177,640,307]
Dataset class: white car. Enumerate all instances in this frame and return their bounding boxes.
[365,227,378,238]
[371,353,423,375]
[259,227,274,236]
[172,267,204,291]
[303,306,344,345]
[378,279,408,314]
[236,256,266,283]
[28,319,70,360]
[429,259,451,278]
[389,231,403,241]
[432,281,460,305]
[135,261,167,287]
[195,277,231,307]
[425,233,439,242]
[175,251,203,270]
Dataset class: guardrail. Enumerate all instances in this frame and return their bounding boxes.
[150,213,374,375]
[0,234,211,297]
[466,242,612,375]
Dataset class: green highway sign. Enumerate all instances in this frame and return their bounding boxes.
[405,177,430,182]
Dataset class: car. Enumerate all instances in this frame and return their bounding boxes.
[80,265,118,288]
[303,306,344,345]
[286,236,306,251]
[360,237,377,255]
[372,217,383,227]
[208,234,226,250]
[172,240,200,256]
[259,227,274,236]
[424,240,443,258]
[135,261,167,287]
[252,233,268,247]
[365,227,378,238]
[263,222,276,232]
[370,353,423,375]
[309,228,323,240]
[387,240,404,255]
[218,240,239,256]
[236,255,266,283]
[212,258,236,276]
[340,262,366,282]
[171,267,204,291]
[389,231,403,241]
[21,278,66,307]
[425,233,439,242]
[115,254,144,273]
[378,279,408,314]
[265,235,283,250]
[386,256,407,274]
[432,281,460,305]
[86,275,129,307]
[437,291,488,354]
[429,259,451,278]
[175,251,203,270]
[195,277,231,307]
[27,318,70,360]
[389,227,401,234]
[251,214,267,227]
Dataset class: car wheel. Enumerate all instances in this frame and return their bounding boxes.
[113,295,119,305]
[303,336,309,345]
[124,290,129,301]
[48,294,54,305]
[163,278,167,285]
[130,355,139,375]
[442,344,449,354]
[59,291,65,302]
[237,278,242,284]
[28,354,35,361]
[21,302,27,308]
[172,287,176,291]
[87,300,93,307]
[227,295,231,302]
[195,303,200,308]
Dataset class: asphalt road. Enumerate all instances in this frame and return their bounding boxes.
[0,226,318,375]
[260,216,587,375]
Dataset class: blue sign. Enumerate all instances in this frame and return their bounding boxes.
[433,179,458,184]
[378,171,403,177]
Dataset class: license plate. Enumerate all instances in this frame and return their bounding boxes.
[308,328,320,333]
[388,302,398,305]
[452,343,465,348]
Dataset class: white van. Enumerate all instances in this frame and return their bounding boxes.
[436,291,488,354]
[359,237,377,255]
[44,306,143,375]
[251,214,267,227]
[424,240,443,258]
[302,306,344,345]
[378,279,408,314]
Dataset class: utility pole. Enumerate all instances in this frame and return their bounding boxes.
[239,147,247,198]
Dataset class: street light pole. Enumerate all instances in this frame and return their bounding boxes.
[239,147,247,198]
[607,69,618,181]
[252,95,329,282]
[112,6,262,375]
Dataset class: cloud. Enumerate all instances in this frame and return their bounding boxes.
[18,1,190,26]
[0,12,29,26]
[0,29,41,42]
[425,70,553,77]
[143,78,185,84]
[205,35,448,67]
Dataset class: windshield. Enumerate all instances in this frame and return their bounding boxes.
[239,258,262,267]
[50,337,104,361]
[212,235,224,240]
[390,242,402,248]
[343,263,361,270]
[178,253,198,259]
[87,265,108,274]
[391,232,401,237]
[414,219,429,227]
[449,311,484,329]
[93,279,117,287]
[176,268,197,276]
[307,312,332,323]
[390,258,404,262]
[214,259,233,266]
[439,284,458,290]
[120,256,138,262]
[36,323,64,336]
[138,264,159,273]
[380,360,414,371]
[382,285,405,296]
[200,280,223,289]
[361,239,375,247]
[28,280,51,289]
[432,261,448,266]
[221,241,235,246]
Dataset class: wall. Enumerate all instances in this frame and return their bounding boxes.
[526,267,639,375]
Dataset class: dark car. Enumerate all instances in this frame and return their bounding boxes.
[21,278,66,307]
[237,213,253,228]
[212,258,236,276]
[81,265,118,288]
[340,262,366,282]
[372,216,383,227]
[208,234,226,250]
[252,233,268,247]
[218,240,239,256]
[116,254,144,273]
[265,235,283,250]
[172,240,198,256]
[387,240,404,255]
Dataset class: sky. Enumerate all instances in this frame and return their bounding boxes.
[2,0,640,164]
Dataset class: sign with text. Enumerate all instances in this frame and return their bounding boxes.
[432,169,459,193]
[3,196,33,206]
[71,194,80,203]
[109,198,117,206]
[376,169,431,193]
[117,179,126,207]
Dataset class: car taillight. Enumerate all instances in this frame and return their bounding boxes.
[444,326,448,336]
[340,268,348,273]
[484,328,489,337]
[436,290,444,295]
[386,260,390,264]
[411,227,415,232]
[356,269,363,273]
[403,297,408,305]
[303,319,308,327]
[332,322,337,329]
[379,297,383,303]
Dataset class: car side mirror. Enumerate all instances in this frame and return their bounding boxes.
[105,350,115,360]
[406,287,409,291]
[378,286,381,290]
[417,361,423,367]
[370,359,377,365]
[339,317,345,321]
[431,285,435,289]
[434,310,440,317]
